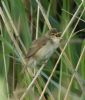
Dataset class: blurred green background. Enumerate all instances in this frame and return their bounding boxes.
[0,0,85,100]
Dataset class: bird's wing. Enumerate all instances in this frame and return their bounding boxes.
[26,36,49,58]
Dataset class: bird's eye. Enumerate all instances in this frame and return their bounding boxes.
[51,32,60,37]
[56,33,61,37]
[47,29,61,37]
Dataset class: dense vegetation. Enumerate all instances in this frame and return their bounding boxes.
[0,0,85,100]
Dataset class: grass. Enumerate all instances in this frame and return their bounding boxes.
[0,0,85,100]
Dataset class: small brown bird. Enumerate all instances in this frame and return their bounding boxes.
[26,28,61,67]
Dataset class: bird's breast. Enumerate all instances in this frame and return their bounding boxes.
[35,41,59,60]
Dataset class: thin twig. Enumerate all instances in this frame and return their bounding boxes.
[64,7,85,100]
[64,46,85,100]
[1,1,27,54]
[0,7,26,66]
[0,20,10,100]
[61,2,83,38]
[60,49,85,93]
[36,0,52,29]
[20,61,47,100]
[36,5,40,39]
[62,9,85,23]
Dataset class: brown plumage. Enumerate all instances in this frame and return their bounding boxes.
[26,28,60,60]
[26,36,50,58]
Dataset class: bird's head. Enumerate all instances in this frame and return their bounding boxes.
[46,28,61,43]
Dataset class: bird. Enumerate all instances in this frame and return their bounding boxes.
[25,28,61,68]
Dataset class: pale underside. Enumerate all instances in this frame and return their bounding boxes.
[26,36,60,67]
